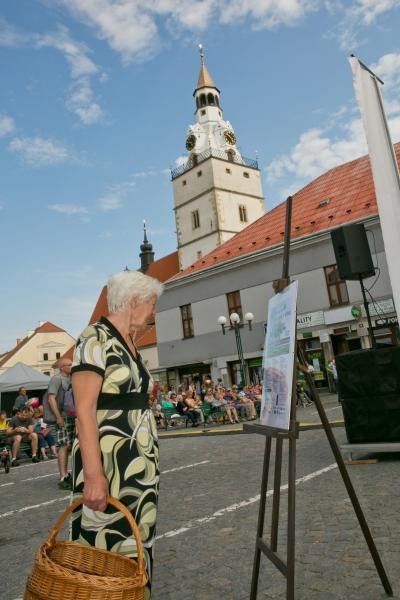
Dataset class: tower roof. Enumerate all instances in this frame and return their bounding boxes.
[196,63,216,90]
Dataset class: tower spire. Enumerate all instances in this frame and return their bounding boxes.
[139,220,154,272]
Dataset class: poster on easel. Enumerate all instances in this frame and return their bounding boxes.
[260,280,298,430]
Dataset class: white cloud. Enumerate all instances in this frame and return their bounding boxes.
[267,49,400,192]
[60,0,321,63]
[36,26,104,125]
[65,78,104,124]
[36,25,98,78]
[0,114,16,137]
[0,17,25,47]
[332,0,400,49]
[8,136,71,167]
[98,194,124,211]
[48,203,88,215]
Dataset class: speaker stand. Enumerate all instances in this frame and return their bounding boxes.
[359,274,376,348]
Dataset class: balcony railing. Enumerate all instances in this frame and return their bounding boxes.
[171,147,259,180]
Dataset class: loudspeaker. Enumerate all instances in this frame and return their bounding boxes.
[336,348,400,443]
[331,223,375,280]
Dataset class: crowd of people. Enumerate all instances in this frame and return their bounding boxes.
[0,359,75,490]
[150,380,263,428]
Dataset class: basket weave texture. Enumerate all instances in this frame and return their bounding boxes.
[24,496,147,600]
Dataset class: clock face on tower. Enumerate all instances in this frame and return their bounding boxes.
[186,134,196,151]
[224,130,237,145]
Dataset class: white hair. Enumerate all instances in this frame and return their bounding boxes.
[107,270,163,314]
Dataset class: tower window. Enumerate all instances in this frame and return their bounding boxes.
[182,180,187,186]
[226,168,231,174]
[243,172,250,178]
[218,111,221,117]
[196,97,200,109]
[226,150,235,162]
[207,93,215,105]
[215,95,219,107]
[192,209,200,229]
[239,205,248,223]
[200,94,206,107]
[201,109,206,116]
[197,170,202,177]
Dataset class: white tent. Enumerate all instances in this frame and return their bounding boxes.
[0,362,50,393]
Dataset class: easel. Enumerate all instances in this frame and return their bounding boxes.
[244,197,393,599]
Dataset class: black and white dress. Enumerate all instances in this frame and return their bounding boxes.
[71,317,159,599]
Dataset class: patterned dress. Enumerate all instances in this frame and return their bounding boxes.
[71,317,159,599]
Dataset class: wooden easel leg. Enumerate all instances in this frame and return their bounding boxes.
[250,436,272,600]
[286,435,296,600]
[299,349,393,597]
[271,437,283,551]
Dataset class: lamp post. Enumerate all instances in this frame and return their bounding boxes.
[217,312,254,387]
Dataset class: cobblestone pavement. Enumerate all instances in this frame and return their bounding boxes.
[1,399,399,600]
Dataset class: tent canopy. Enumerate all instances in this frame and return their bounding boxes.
[0,362,50,392]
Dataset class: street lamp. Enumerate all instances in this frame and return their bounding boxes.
[217,311,254,387]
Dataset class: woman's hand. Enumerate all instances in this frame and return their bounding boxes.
[83,473,109,512]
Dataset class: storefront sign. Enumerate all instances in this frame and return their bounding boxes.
[351,305,362,319]
[361,297,395,318]
[297,310,325,329]
[375,316,398,326]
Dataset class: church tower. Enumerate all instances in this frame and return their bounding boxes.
[171,46,265,270]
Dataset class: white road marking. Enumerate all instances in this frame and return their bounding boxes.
[0,495,70,519]
[156,463,338,540]
[161,460,210,474]
[0,461,211,516]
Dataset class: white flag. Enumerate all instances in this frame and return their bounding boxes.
[349,56,400,319]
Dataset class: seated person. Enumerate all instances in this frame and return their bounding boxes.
[237,390,257,420]
[149,398,165,429]
[183,392,204,423]
[221,390,239,424]
[0,410,8,430]
[6,406,39,466]
[176,395,199,427]
[33,408,57,460]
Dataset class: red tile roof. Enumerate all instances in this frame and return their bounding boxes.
[0,321,68,368]
[63,252,180,360]
[171,145,396,280]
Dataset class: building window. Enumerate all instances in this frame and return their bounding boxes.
[182,180,187,186]
[43,353,49,361]
[239,205,248,223]
[181,304,194,338]
[197,170,202,177]
[324,264,349,307]
[226,168,231,174]
[227,290,243,321]
[197,250,202,259]
[201,109,206,116]
[192,209,200,229]
[55,352,61,359]
[243,171,250,178]
[227,150,235,162]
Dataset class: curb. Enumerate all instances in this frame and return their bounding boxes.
[158,420,345,440]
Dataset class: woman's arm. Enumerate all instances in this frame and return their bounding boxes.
[72,371,108,512]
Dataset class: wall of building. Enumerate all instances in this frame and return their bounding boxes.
[0,331,76,375]
[156,219,397,381]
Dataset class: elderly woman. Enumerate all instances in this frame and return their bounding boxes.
[70,270,163,599]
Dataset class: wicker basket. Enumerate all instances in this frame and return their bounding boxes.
[24,496,147,600]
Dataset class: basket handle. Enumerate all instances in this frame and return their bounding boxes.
[47,496,145,575]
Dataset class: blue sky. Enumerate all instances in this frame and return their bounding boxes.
[1,0,400,352]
